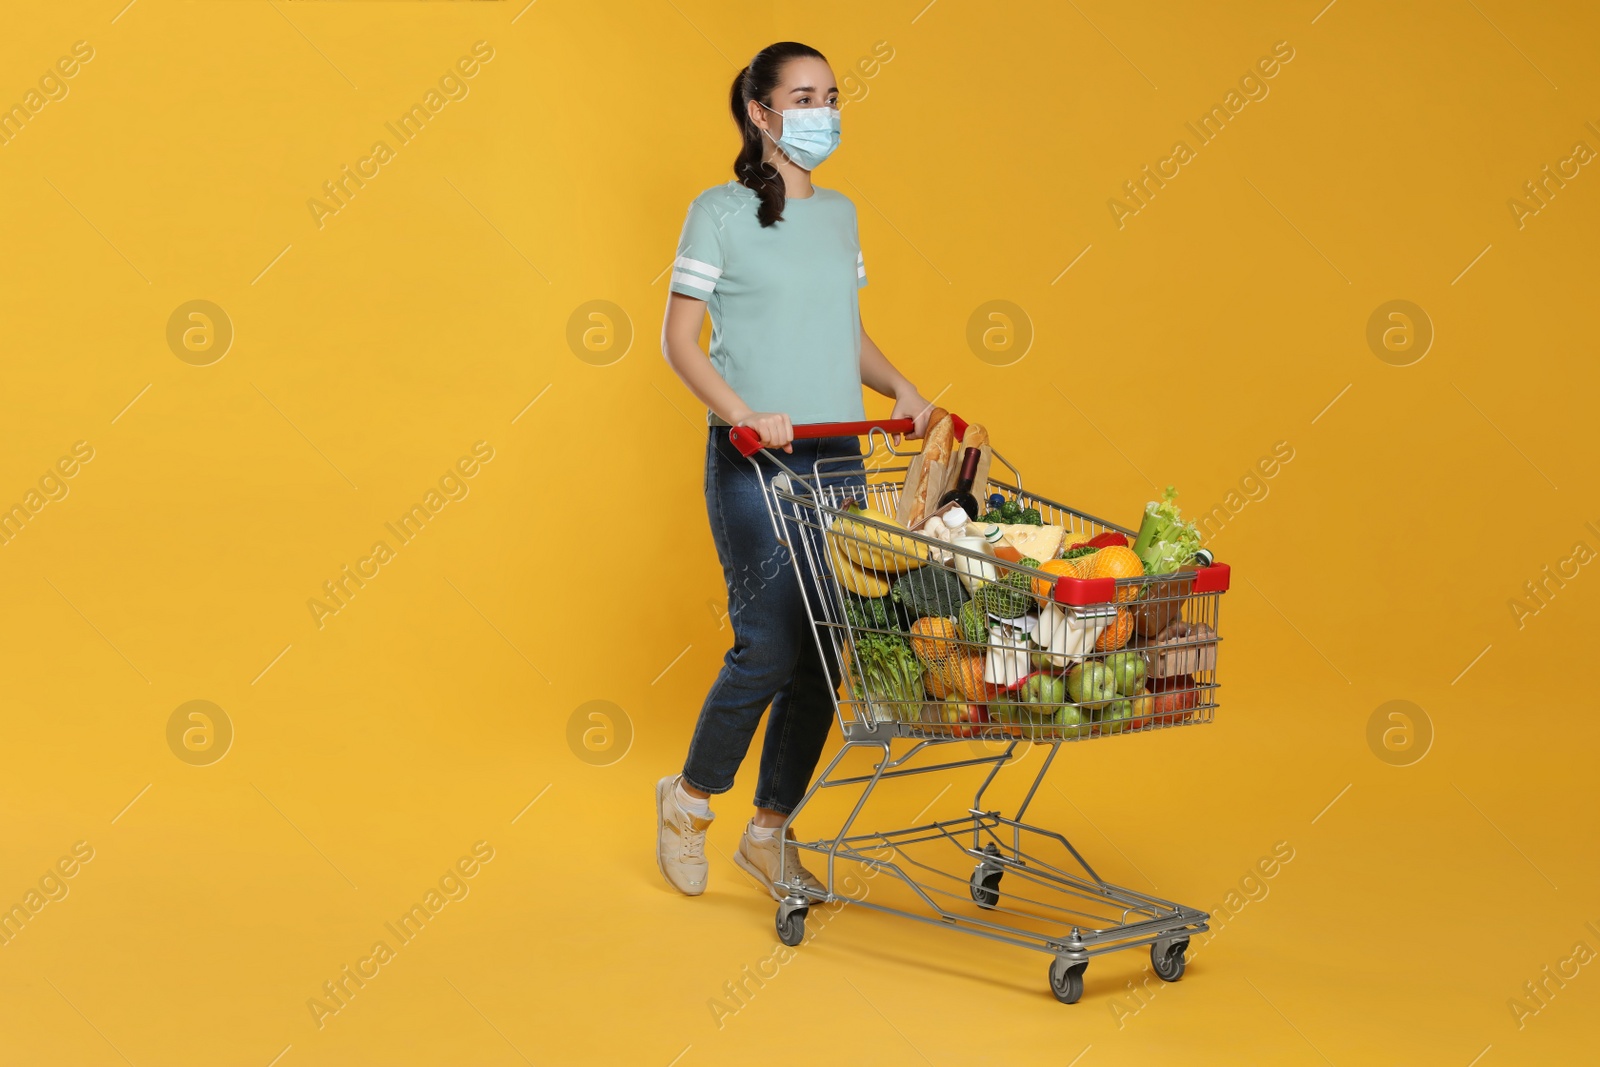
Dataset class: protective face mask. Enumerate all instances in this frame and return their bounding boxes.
[759,102,841,170]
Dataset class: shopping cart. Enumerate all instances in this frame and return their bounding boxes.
[729,416,1230,1004]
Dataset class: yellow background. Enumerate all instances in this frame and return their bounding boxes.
[2,1,1597,1063]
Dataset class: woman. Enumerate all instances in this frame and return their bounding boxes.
[656,41,932,900]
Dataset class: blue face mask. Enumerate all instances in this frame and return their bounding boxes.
[759,102,841,170]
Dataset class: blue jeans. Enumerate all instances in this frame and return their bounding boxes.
[682,428,867,815]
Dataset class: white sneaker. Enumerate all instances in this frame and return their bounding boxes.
[656,775,712,896]
[734,820,826,902]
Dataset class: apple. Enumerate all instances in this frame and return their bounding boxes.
[1103,651,1146,696]
[1052,703,1091,739]
[986,695,1022,722]
[1149,674,1199,723]
[1127,690,1154,730]
[1066,662,1118,708]
[952,700,986,737]
[1097,700,1134,735]
[1020,671,1067,707]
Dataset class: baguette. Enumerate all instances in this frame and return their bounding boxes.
[905,413,955,528]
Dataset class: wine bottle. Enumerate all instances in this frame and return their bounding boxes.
[936,447,982,522]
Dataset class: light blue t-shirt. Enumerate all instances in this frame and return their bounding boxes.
[668,181,868,426]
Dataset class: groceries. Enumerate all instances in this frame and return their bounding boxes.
[891,563,969,620]
[833,431,1217,738]
[832,499,929,573]
[1132,486,1203,576]
[971,522,1067,561]
[848,629,925,722]
[936,447,984,522]
[978,494,1042,526]
[830,540,891,597]
[897,412,994,530]
[1065,662,1118,708]
[976,565,1034,619]
[949,535,999,592]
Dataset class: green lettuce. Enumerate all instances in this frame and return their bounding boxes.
[849,632,925,721]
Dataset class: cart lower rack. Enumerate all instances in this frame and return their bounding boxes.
[732,417,1228,1003]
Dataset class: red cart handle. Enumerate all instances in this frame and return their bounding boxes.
[730,414,968,457]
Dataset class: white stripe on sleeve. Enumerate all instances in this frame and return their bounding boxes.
[675,256,723,280]
[670,270,715,294]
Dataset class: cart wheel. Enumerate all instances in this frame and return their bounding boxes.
[1151,939,1188,982]
[776,906,807,947]
[1048,958,1087,1004]
[970,867,1002,908]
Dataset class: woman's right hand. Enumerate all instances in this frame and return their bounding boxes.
[735,411,794,453]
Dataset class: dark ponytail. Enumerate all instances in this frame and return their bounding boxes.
[730,41,827,228]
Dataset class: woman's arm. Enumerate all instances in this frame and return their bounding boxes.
[662,293,795,452]
[860,326,933,442]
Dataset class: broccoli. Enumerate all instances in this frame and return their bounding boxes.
[844,595,897,633]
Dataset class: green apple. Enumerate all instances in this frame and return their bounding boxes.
[1052,703,1090,739]
[1103,652,1147,696]
[1020,671,1067,706]
[1098,700,1134,734]
[1066,662,1118,708]
[986,696,1023,723]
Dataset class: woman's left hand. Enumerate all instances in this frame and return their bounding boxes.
[890,389,935,445]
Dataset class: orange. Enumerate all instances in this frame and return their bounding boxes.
[1031,557,1083,598]
[1088,545,1145,602]
[1094,608,1135,651]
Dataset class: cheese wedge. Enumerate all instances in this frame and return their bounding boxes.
[965,522,1067,561]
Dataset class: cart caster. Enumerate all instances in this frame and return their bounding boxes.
[970,843,1003,908]
[776,903,807,947]
[1048,958,1087,1004]
[1151,938,1188,982]
[970,869,1002,908]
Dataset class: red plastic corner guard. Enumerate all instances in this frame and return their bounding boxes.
[1053,561,1231,605]
[1052,576,1117,606]
[1193,561,1231,593]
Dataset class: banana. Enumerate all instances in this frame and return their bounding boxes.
[830,501,929,574]
[829,540,892,597]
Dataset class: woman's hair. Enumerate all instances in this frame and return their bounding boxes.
[730,41,827,228]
